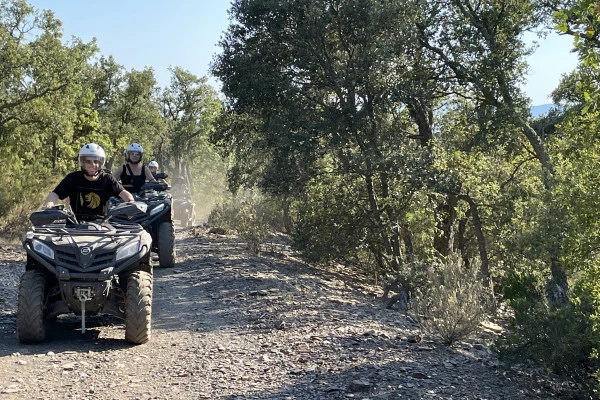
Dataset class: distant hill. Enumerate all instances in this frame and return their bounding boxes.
[531,104,554,117]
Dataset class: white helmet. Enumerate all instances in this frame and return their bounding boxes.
[148,160,159,168]
[125,142,144,164]
[79,143,106,176]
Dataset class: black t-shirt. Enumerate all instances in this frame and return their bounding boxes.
[53,171,125,220]
[120,164,147,194]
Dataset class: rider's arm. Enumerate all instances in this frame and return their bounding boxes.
[106,174,133,202]
[42,192,60,209]
[119,190,135,202]
[41,173,74,209]
[144,166,156,182]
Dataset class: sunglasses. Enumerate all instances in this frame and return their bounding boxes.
[83,159,102,165]
[128,152,141,157]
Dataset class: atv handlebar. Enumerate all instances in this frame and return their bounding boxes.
[139,180,170,194]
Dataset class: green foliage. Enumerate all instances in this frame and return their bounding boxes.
[159,67,221,179]
[496,270,599,389]
[552,1,600,113]
[0,0,98,218]
[213,0,446,274]
[501,268,546,310]
[411,254,493,345]
[0,1,225,236]
[84,56,165,168]
[207,190,285,253]
[211,0,565,284]
[292,175,373,266]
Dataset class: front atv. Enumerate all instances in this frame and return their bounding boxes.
[18,203,153,344]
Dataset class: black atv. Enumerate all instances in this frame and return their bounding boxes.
[111,174,175,268]
[18,202,153,344]
[172,196,196,227]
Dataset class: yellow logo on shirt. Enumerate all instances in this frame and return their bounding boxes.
[85,192,101,209]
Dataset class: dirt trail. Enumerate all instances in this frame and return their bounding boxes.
[0,229,580,399]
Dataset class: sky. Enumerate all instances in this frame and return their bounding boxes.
[27,0,578,106]
[27,0,231,90]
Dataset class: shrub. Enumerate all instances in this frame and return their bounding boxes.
[495,269,599,392]
[411,253,493,345]
[382,258,432,312]
[207,190,281,253]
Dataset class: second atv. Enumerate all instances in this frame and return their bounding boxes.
[111,175,175,268]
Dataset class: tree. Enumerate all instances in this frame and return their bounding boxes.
[159,67,221,186]
[212,0,545,288]
[412,0,572,306]
[0,0,98,217]
[84,56,164,169]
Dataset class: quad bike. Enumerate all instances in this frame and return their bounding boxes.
[18,202,153,344]
[172,196,196,227]
[110,175,175,268]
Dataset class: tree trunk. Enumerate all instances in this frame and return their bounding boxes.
[457,217,470,268]
[516,118,569,305]
[433,194,458,257]
[458,194,490,279]
[282,198,292,234]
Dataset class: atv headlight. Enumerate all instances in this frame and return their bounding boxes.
[150,203,165,216]
[32,239,54,259]
[115,241,139,261]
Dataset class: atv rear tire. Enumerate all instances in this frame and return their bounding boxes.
[17,270,47,343]
[157,221,175,268]
[125,271,152,344]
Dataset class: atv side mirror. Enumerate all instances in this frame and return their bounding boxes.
[107,201,148,219]
[155,172,168,180]
[30,208,77,226]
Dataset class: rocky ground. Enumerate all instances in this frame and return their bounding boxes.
[0,227,586,400]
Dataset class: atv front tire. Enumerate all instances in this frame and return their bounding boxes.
[125,271,152,344]
[157,221,175,268]
[184,210,193,227]
[17,270,47,343]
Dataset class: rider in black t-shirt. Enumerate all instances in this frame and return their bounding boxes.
[42,143,134,221]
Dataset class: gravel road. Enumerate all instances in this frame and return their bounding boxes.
[0,228,582,399]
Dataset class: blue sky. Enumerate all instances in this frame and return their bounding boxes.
[525,31,579,105]
[28,0,231,89]
[28,0,578,106]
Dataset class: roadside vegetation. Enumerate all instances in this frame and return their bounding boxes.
[3,0,600,396]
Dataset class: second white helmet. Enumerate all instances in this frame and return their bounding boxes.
[125,142,144,164]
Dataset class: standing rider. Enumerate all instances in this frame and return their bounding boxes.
[112,143,155,194]
[41,143,134,221]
